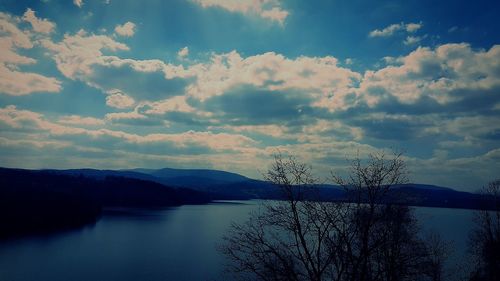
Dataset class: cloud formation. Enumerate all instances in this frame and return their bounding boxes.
[369,22,422,37]
[403,35,422,45]
[22,8,56,34]
[192,0,289,25]
[41,29,129,79]
[177,46,189,59]
[114,21,136,37]
[0,105,258,153]
[58,115,105,126]
[105,90,135,109]
[0,12,61,95]
[73,0,83,8]
[184,51,360,113]
[358,43,500,107]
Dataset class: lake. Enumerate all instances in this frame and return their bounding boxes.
[0,201,476,281]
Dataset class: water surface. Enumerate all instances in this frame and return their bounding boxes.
[0,201,475,281]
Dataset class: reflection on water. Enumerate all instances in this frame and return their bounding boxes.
[0,201,475,281]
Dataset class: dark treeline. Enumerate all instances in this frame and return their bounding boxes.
[0,168,210,239]
[39,167,499,210]
[346,184,497,211]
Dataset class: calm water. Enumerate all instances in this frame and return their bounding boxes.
[0,201,475,281]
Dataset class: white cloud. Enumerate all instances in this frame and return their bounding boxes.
[0,37,35,65]
[40,29,196,100]
[260,7,288,25]
[429,116,500,140]
[40,29,129,79]
[22,8,56,34]
[0,105,258,153]
[381,56,402,65]
[142,96,195,114]
[58,115,105,126]
[185,50,361,111]
[0,12,32,48]
[105,90,135,109]
[0,105,42,129]
[0,136,69,150]
[114,21,136,37]
[41,31,361,112]
[100,57,186,77]
[211,124,288,138]
[405,22,422,33]
[301,119,364,142]
[358,43,500,106]
[369,22,422,37]
[403,35,422,45]
[177,46,189,59]
[74,0,83,8]
[36,25,499,158]
[0,13,61,95]
[138,130,258,151]
[0,64,62,95]
[369,23,401,37]
[105,110,147,122]
[192,0,289,25]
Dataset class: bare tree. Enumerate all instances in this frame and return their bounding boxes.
[331,151,412,281]
[469,179,500,281]
[331,150,408,208]
[423,232,453,281]
[220,151,443,281]
[220,153,346,281]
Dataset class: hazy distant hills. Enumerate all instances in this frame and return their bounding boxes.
[128,167,250,184]
[0,166,494,238]
[6,166,492,209]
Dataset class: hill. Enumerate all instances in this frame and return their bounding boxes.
[0,168,210,239]
[33,167,494,210]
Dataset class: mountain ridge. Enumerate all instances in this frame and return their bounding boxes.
[1,166,491,210]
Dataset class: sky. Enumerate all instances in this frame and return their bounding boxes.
[0,0,499,191]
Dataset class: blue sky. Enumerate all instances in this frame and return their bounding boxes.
[0,0,499,191]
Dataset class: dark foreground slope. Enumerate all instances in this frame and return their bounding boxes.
[0,168,210,239]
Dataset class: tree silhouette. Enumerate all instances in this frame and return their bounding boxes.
[469,179,500,281]
[220,151,445,281]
